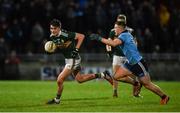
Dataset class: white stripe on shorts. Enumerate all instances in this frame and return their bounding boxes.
[138,61,148,75]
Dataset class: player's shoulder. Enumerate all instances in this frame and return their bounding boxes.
[61,29,74,38]
[50,34,56,38]
[120,30,130,35]
[126,26,134,33]
[61,29,68,33]
[61,29,69,35]
[62,29,76,35]
[119,30,132,39]
[62,29,77,39]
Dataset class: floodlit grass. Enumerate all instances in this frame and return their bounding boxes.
[0,80,179,112]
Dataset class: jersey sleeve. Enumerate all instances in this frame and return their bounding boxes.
[61,29,76,40]
[68,31,76,40]
[108,29,116,39]
[119,33,126,43]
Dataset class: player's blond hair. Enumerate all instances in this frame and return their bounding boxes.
[117,14,127,25]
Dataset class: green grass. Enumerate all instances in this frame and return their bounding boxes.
[0,80,179,112]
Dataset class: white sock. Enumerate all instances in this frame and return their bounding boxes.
[100,72,105,78]
[54,98,60,102]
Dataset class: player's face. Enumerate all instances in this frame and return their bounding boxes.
[50,25,60,36]
[114,24,121,35]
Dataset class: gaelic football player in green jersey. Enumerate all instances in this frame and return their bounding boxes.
[46,19,113,104]
[106,14,142,98]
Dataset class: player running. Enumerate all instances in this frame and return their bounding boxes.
[89,16,169,105]
[46,19,113,104]
[106,14,142,98]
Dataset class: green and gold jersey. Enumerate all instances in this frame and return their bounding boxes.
[109,29,124,56]
[50,29,76,58]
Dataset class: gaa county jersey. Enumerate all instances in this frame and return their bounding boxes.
[50,29,76,58]
[118,30,142,65]
[109,27,137,57]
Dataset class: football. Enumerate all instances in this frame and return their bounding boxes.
[44,41,57,53]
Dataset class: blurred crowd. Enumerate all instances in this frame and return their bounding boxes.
[0,0,180,56]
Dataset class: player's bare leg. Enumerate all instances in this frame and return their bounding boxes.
[75,73,97,83]
[139,74,169,104]
[112,66,137,98]
[112,65,119,97]
[113,80,118,97]
[46,67,72,104]
[74,70,113,85]
[113,66,142,97]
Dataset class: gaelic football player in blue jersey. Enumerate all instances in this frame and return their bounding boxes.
[90,17,169,105]
[106,14,142,98]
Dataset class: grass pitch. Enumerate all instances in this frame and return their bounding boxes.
[0,80,179,112]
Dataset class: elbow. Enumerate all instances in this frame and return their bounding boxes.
[80,34,85,41]
[111,45,116,47]
[76,33,85,41]
[80,34,85,38]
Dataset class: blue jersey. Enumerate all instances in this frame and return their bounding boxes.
[118,30,142,65]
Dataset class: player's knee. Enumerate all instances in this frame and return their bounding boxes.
[142,82,151,89]
[57,78,64,85]
[75,75,83,83]
[113,76,118,81]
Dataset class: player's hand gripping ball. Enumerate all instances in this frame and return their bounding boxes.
[44,41,57,53]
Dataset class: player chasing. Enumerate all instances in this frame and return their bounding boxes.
[89,15,170,105]
[106,14,142,98]
[45,19,113,104]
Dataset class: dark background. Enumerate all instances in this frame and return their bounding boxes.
[1,0,180,54]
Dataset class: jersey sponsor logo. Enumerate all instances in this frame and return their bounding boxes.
[56,41,72,48]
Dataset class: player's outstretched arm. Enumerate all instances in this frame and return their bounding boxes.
[89,33,122,47]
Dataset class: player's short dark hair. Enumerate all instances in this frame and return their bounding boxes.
[50,19,61,28]
[117,14,126,26]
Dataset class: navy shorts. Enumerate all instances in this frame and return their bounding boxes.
[124,59,149,77]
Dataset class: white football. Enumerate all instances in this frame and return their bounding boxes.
[44,41,57,53]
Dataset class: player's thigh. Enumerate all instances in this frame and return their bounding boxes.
[74,72,83,81]
[112,65,120,74]
[61,58,81,80]
[57,67,73,81]
[65,58,81,70]
[114,66,131,79]
[72,67,82,80]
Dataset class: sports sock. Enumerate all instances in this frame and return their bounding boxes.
[134,81,139,86]
[161,95,167,99]
[114,89,117,93]
[56,94,61,99]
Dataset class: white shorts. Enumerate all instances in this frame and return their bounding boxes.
[65,58,81,70]
[112,55,127,66]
